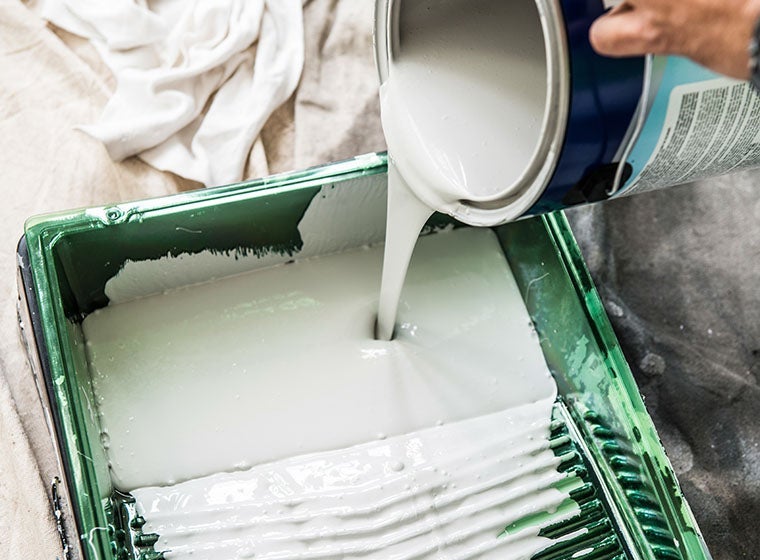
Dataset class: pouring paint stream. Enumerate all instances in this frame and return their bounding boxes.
[375,165,432,340]
[375,0,549,338]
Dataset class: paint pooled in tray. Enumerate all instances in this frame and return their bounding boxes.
[83,227,576,559]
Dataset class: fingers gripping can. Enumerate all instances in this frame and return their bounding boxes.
[375,0,760,226]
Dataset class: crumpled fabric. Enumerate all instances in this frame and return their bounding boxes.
[33,0,305,186]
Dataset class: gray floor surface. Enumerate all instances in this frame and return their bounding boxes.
[567,169,760,559]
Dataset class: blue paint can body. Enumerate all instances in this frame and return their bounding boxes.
[530,0,644,214]
[375,0,760,225]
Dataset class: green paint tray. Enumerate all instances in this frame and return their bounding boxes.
[17,153,712,560]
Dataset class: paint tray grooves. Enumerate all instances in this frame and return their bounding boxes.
[530,403,686,560]
[108,401,680,560]
[528,407,626,560]
[581,410,685,560]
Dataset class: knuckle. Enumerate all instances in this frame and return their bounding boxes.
[635,14,671,53]
[642,24,669,53]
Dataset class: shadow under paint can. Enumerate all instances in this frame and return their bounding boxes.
[375,0,760,225]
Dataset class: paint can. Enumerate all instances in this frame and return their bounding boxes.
[375,0,760,226]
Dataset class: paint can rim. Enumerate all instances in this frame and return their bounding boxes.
[374,0,571,226]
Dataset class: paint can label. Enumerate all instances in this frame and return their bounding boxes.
[529,53,760,218]
[618,57,760,196]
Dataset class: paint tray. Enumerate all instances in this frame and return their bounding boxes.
[17,153,711,560]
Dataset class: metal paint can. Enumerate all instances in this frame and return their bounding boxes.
[375,0,760,226]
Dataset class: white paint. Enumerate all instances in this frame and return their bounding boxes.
[105,173,390,304]
[83,227,556,491]
[90,158,574,557]
[133,400,581,560]
[378,0,556,225]
[375,164,432,340]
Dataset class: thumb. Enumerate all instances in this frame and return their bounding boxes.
[590,4,660,57]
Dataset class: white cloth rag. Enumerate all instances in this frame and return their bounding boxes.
[34,0,304,186]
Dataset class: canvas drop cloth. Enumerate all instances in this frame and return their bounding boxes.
[0,1,757,558]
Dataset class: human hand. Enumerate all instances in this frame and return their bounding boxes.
[590,0,760,79]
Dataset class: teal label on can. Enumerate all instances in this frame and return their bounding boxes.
[619,56,760,196]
